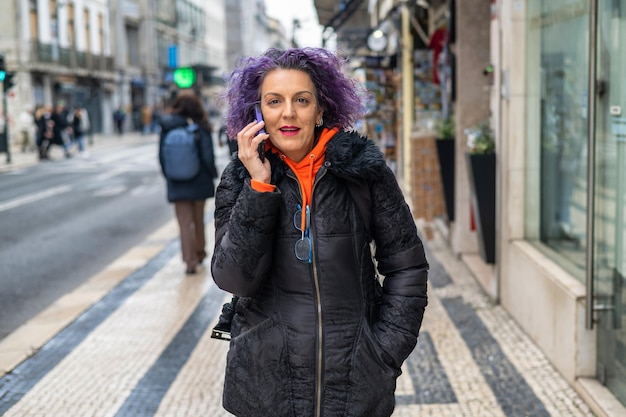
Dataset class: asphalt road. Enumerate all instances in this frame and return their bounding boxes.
[0,141,175,341]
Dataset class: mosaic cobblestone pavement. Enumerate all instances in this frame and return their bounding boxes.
[0,202,596,416]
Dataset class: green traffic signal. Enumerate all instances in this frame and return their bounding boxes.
[173,67,196,88]
[0,71,5,82]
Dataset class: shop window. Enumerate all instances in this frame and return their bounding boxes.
[67,3,74,49]
[98,13,103,53]
[125,24,139,66]
[526,0,589,280]
[84,9,90,54]
[29,0,38,40]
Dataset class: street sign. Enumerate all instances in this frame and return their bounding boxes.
[168,45,178,68]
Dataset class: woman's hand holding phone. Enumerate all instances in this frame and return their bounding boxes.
[255,105,266,162]
[235,106,271,184]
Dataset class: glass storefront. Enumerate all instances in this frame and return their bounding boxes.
[527,0,626,406]
[526,0,589,280]
[593,0,626,404]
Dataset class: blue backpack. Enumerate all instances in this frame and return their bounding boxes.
[161,123,202,181]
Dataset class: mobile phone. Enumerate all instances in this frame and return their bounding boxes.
[255,105,266,162]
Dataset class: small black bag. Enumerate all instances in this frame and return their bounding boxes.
[211,296,238,341]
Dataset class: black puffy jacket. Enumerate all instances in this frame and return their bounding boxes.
[158,114,217,202]
[211,130,428,417]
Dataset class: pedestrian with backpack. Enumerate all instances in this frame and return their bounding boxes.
[159,94,218,274]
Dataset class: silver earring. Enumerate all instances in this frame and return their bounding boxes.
[316,117,323,127]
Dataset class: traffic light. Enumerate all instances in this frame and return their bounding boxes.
[0,53,5,82]
[0,53,15,90]
[3,71,16,90]
[173,67,196,89]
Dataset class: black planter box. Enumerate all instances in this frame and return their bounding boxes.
[436,138,455,222]
[466,153,496,264]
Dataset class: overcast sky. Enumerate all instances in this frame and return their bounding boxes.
[265,0,323,47]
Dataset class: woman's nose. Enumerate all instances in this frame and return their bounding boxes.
[282,103,296,118]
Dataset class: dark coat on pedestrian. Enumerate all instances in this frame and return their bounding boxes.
[35,112,54,146]
[158,114,217,202]
[51,108,70,145]
[211,129,429,417]
[72,110,85,137]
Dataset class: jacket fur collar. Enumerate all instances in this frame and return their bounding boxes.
[230,129,387,184]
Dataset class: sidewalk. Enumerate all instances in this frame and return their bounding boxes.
[0,142,597,416]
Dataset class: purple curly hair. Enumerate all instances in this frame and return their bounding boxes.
[222,47,365,139]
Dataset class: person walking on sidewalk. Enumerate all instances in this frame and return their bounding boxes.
[51,103,73,158]
[217,122,238,159]
[158,94,218,274]
[113,106,126,136]
[72,104,91,157]
[141,104,152,135]
[211,47,429,417]
[18,106,36,153]
[35,105,54,160]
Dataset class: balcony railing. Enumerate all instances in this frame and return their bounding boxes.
[30,40,114,72]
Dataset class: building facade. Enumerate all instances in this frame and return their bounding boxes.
[0,0,289,142]
[1,0,115,134]
[225,0,289,72]
[113,0,228,132]
[0,0,234,137]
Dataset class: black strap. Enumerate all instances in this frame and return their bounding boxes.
[189,123,217,178]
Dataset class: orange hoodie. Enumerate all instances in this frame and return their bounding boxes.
[250,127,339,231]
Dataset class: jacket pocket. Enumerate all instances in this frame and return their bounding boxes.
[362,319,402,376]
[223,315,292,417]
[345,319,400,417]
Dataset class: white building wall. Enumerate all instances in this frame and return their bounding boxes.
[36,0,52,44]
[225,0,284,72]
[204,0,227,77]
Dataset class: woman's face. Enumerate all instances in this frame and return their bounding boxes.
[259,69,323,162]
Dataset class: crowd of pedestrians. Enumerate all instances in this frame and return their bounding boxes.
[26,102,91,161]
[14,100,201,164]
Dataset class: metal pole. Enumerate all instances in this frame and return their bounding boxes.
[585,0,598,329]
[3,88,11,164]
[401,4,413,192]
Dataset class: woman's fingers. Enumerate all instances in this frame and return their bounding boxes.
[237,121,267,160]
[236,121,271,183]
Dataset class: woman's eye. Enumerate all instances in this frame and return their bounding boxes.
[296,97,310,104]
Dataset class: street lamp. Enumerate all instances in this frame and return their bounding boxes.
[367,29,388,53]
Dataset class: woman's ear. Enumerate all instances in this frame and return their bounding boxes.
[316,109,324,127]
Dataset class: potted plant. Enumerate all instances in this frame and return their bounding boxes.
[465,120,496,264]
[435,117,455,222]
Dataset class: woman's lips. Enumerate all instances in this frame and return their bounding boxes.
[279,127,300,136]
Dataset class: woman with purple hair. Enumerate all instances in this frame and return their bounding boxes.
[211,47,428,417]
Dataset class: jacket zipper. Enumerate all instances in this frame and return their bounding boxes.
[287,168,327,417]
[311,169,326,417]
